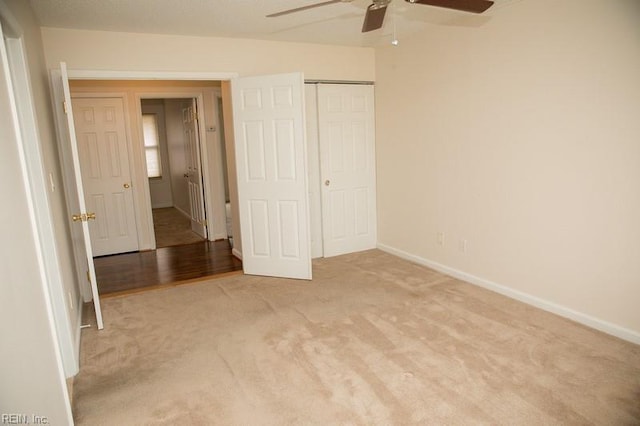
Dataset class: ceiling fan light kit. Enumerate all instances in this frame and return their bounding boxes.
[267,0,494,33]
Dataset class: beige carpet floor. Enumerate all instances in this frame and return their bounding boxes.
[73,250,640,425]
[153,207,204,248]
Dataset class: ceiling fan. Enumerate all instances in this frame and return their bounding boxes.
[267,0,495,32]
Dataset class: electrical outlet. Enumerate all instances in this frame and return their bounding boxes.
[437,232,445,246]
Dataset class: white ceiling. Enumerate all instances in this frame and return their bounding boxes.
[29,0,518,47]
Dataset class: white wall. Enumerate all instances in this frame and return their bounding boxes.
[375,0,640,339]
[1,1,83,360]
[40,27,375,81]
[0,0,73,423]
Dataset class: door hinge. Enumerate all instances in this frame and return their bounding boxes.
[63,100,69,115]
[86,270,91,283]
[202,219,208,227]
[192,111,198,122]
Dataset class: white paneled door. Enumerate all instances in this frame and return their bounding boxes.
[232,73,312,280]
[183,99,207,238]
[72,97,139,256]
[55,63,103,329]
[318,84,377,257]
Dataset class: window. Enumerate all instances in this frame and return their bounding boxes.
[142,114,162,178]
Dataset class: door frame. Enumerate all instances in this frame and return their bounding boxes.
[52,70,238,297]
[210,87,230,241]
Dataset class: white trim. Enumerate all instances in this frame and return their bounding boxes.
[67,70,238,81]
[377,243,640,345]
[210,87,229,241]
[173,204,191,219]
[74,298,83,361]
[232,247,243,260]
[151,201,174,209]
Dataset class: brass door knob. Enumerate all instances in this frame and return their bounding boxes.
[72,213,96,222]
[123,183,130,189]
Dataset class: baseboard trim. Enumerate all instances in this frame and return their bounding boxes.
[211,233,227,241]
[151,202,173,209]
[377,243,640,345]
[232,248,243,260]
[173,206,191,219]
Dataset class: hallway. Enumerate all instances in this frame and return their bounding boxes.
[152,207,205,248]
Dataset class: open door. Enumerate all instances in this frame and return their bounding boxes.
[52,62,104,329]
[72,97,139,256]
[183,99,207,238]
[232,73,312,280]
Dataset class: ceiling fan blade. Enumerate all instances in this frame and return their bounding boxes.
[267,0,343,18]
[362,4,388,32]
[405,0,494,14]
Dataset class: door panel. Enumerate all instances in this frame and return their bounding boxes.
[183,99,207,238]
[53,63,103,329]
[318,84,377,257]
[232,73,311,279]
[72,97,138,256]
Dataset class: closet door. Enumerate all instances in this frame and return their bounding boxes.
[318,84,377,257]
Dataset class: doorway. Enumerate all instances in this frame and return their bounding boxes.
[141,98,208,249]
[64,80,238,295]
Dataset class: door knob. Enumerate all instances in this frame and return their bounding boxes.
[184,173,189,178]
[324,180,331,186]
[72,212,96,222]
[123,183,130,189]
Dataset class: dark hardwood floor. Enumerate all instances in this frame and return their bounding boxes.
[94,240,242,297]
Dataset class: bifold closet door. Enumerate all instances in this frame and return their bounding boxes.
[317,84,377,257]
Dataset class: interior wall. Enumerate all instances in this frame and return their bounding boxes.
[40,27,375,81]
[375,0,640,338]
[0,0,73,422]
[142,99,173,209]
[2,0,82,354]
